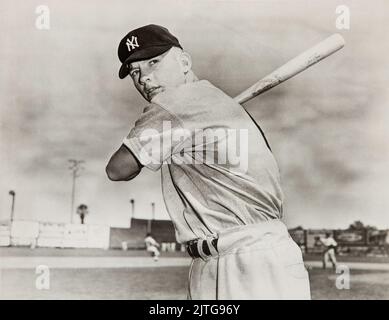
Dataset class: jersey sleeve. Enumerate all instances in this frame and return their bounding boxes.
[123,103,190,171]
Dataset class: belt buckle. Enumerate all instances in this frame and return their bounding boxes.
[187,237,219,259]
[186,239,198,258]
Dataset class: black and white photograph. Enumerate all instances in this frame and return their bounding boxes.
[0,0,388,303]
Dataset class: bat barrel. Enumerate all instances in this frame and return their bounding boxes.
[234,34,345,105]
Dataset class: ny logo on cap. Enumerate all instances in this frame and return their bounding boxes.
[126,36,139,52]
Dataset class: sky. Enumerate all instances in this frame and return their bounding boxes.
[0,0,388,229]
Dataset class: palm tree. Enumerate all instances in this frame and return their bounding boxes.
[348,221,365,230]
[76,204,88,224]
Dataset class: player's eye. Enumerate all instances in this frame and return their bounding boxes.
[130,69,140,78]
[149,59,159,66]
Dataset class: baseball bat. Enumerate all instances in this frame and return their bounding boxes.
[233,33,345,104]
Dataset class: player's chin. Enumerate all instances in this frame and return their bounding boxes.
[147,89,164,101]
[139,91,151,102]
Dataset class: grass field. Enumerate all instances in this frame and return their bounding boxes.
[2,247,389,263]
[1,247,389,300]
[309,268,389,300]
[0,247,186,257]
[1,265,389,300]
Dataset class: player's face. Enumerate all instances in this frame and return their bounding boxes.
[128,48,190,102]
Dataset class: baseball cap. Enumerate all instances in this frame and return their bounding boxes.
[118,24,183,79]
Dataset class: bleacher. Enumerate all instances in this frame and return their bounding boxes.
[109,218,178,250]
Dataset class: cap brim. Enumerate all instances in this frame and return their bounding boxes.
[118,45,174,79]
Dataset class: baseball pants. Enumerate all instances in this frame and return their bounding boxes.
[147,246,160,258]
[187,220,311,300]
[323,249,337,269]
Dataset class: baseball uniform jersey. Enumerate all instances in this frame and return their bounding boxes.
[124,80,283,242]
[123,79,310,299]
[320,237,337,248]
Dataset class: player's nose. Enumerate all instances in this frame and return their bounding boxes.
[139,70,153,86]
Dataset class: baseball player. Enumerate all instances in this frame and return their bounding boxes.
[144,233,161,261]
[320,232,338,270]
[106,24,311,299]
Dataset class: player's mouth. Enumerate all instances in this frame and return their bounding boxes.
[145,86,163,100]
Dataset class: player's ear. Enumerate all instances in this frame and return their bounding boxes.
[180,51,192,74]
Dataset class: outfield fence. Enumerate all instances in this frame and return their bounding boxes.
[1,219,388,255]
[0,220,110,249]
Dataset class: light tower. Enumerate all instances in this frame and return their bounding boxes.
[8,190,16,222]
[68,159,85,223]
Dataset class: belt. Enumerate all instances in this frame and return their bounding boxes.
[186,238,218,259]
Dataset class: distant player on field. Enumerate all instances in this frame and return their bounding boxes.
[144,233,160,261]
[320,232,338,270]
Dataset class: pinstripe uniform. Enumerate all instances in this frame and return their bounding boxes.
[124,80,311,299]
